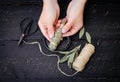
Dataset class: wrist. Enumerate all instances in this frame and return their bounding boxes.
[43,0,58,4]
[72,0,87,4]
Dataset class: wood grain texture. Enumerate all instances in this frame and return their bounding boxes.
[0,0,120,82]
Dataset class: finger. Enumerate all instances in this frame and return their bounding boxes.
[58,18,67,24]
[56,18,66,29]
[38,21,51,41]
[56,22,61,28]
[60,37,63,41]
[62,20,73,33]
[58,20,62,24]
[39,26,51,41]
[62,26,80,37]
[47,25,55,39]
[54,20,58,26]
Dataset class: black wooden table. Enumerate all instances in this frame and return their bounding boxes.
[0,0,120,82]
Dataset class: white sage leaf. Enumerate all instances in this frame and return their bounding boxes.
[67,51,76,68]
[59,54,69,63]
[86,32,91,43]
[79,27,85,39]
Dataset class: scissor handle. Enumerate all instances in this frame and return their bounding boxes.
[18,17,39,46]
[20,17,38,36]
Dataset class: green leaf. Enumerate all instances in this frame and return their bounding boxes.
[76,45,81,51]
[74,50,79,59]
[59,46,79,55]
[86,32,91,43]
[67,51,76,68]
[79,27,85,39]
[59,54,69,63]
[59,45,81,65]
[59,51,73,55]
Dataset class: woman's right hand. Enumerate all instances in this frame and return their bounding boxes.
[38,0,60,41]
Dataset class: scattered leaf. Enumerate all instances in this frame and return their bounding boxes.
[59,45,81,55]
[59,45,81,68]
[76,45,81,51]
[59,54,69,63]
[79,27,85,39]
[74,50,78,59]
[59,50,74,55]
[86,32,91,43]
[67,51,76,68]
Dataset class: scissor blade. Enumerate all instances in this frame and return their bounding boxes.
[18,34,25,46]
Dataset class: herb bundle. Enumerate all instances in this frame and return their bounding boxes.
[48,19,66,51]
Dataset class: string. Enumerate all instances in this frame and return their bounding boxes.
[23,40,78,77]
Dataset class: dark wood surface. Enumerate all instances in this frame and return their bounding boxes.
[0,0,120,82]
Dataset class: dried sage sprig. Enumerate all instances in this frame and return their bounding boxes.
[59,54,69,63]
[67,50,77,68]
[59,45,81,68]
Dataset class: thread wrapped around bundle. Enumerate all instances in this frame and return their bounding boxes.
[73,44,95,72]
[49,19,66,51]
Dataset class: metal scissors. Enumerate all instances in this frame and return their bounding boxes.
[18,17,38,46]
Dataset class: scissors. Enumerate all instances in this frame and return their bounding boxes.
[18,17,38,46]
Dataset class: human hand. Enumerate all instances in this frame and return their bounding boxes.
[61,0,87,37]
[38,0,60,41]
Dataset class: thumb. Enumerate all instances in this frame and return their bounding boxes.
[48,25,55,38]
[62,20,73,33]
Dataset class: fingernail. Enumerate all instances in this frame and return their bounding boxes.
[49,34,53,38]
[62,29,66,33]
[60,37,63,41]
